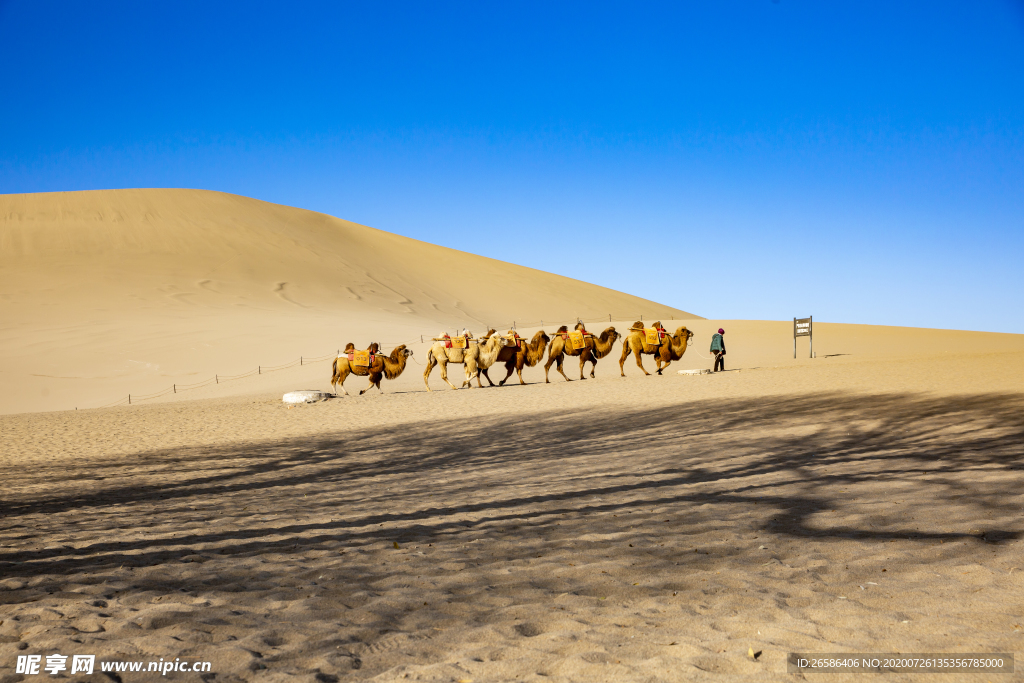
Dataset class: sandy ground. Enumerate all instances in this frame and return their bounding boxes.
[2,328,1022,682]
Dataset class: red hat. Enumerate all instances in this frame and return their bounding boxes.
[718,328,724,333]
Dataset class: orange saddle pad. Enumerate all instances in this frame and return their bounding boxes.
[568,330,586,350]
[645,328,663,346]
[350,350,372,367]
[452,335,468,349]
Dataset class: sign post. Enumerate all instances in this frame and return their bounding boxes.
[794,316,812,358]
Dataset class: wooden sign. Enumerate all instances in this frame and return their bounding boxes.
[793,316,812,358]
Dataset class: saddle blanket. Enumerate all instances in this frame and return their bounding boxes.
[645,328,666,346]
[567,330,586,350]
[347,350,374,367]
[451,335,468,349]
[506,333,521,349]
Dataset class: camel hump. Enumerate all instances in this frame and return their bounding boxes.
[631,321,644,330]
[652,321,663,329]
[344,342,356,352]
[556,325,569,333]
[368,342,380,353]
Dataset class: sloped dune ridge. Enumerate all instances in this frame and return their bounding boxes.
[0,189,693,414]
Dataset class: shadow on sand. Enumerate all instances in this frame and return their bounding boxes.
[3,391,1022,583]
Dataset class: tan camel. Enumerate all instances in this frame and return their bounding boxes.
[544,323,620,382]
[331,343,414,395]
[619,321,694,376]
[423,330,510,391]
[481,330,551,386]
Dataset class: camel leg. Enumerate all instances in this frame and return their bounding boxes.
[544,355,555,383]
[656,350,671,375]
[516,360,526,385]
[423,354,437,392]
[439,360,460,390]
[335,369,350,396]
[586,349,597,378]
[578,352,587,380]
[481,365,498,387]
[555,354,570,382]
[619,343,631,376]
[634,348,650,375]
[359,375,377,395]
[462,359,479,389]
[493,360,512,387]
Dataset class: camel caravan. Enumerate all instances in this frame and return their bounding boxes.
[331,320,694,395]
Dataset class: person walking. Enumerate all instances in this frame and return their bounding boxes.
[710,328,726,372]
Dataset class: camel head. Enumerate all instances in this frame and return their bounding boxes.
[674,327,694,345]
[390,344,413,360]
[532,329,550,345]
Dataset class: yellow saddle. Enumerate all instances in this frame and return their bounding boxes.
[644,328,663,346]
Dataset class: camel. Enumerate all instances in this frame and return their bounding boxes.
[423,330,510,391]
[618,321,694,376]
[331,343,414,395]
[480,329,551,386]
[544,323,620,382]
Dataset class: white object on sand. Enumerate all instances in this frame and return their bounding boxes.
[282,390,332,404]
[677,369,712,375]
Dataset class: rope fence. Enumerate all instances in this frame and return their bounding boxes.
[91,311,693,409]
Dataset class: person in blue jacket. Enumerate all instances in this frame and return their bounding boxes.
[710,328,726,372]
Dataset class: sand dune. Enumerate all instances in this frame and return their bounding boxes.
[0,189,694,414]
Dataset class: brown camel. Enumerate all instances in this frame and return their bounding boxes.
[423,330,510,391]
[618,321,694,376]
[481,329,551,386]
[544,323,620,382]
[331,343,414,395]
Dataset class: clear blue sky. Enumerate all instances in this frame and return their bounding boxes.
[2,1,1022,332]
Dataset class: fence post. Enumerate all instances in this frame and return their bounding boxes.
[128,394,131,405]
[609,314,611,322]
[258,366,261,375]
[300,356,303,366]
[173,384,176,394]
[215,374,218,384]
[420,335,423,344]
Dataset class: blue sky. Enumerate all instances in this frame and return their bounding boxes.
[2,1,1022,332]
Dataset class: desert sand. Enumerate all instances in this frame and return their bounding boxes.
[0,189,692,416]
[2,190,1023,682]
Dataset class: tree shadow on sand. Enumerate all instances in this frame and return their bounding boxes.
[2,390,1022,583]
